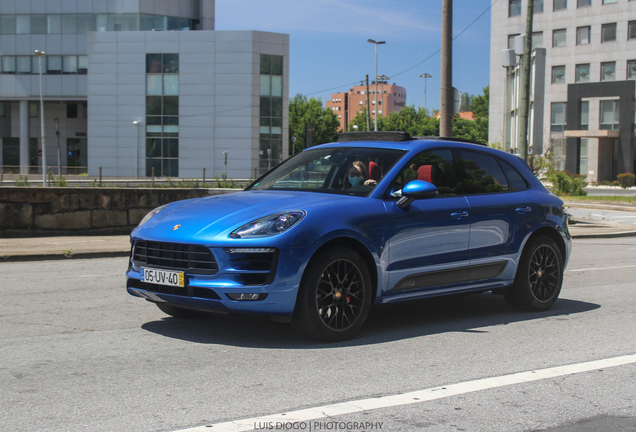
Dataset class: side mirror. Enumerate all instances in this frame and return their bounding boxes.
[397,180,439,209]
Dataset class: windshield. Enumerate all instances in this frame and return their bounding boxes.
[246,147,406,197]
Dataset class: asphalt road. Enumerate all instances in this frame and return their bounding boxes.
[2,239,636,432]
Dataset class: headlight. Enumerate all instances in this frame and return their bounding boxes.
[136,204,168,228]
[230,211,306,238]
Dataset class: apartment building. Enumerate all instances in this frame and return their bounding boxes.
[326,81,406,132]
[490,0,636,181]
[0,0,289,178]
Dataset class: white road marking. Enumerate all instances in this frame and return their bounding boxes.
[173,353,636,432]
[567,264,636,272]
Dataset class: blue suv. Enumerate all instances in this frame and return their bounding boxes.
[126,132,571,341]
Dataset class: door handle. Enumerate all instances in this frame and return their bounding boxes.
[516,207,532,214]
[451,211,469,219]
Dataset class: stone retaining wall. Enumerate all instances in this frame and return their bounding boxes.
[0,187,239,237]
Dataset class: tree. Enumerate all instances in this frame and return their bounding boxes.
[288,94,340,155]
[471,85,489,119]
[460,92,474,112]
[348,105,439,137]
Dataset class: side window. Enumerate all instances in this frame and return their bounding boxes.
[389,149,457,196]
[499,159,530,191]
[457,150,509,194]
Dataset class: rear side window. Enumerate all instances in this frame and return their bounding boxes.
[499,159,529,191]
[457,150,508,194]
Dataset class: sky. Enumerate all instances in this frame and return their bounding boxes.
[215,0,493,112]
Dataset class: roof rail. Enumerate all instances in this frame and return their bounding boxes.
[337,131,415,142]
[336,132,487,146]
[414,136,487,146]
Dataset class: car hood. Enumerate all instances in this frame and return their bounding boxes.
[132,190,354,242]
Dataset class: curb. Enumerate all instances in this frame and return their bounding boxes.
[570,230,636,239]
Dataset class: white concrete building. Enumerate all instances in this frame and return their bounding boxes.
[0,0,289,179]
[490,0,636,181]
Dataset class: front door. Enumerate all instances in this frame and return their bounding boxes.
[384,149,471,295]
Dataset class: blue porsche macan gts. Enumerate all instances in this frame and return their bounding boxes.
[126,131,571,341]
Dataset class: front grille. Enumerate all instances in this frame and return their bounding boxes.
[127,279,221,300]
[133,241,218,275]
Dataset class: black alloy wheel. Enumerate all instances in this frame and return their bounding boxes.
[528,244,561,302]
[505,236,564,312]
[292,247,372,342]
[316,258,366,331]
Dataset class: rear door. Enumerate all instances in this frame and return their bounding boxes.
[457,150,536,282]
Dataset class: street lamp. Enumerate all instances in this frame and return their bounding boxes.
[35,50,46,186]
[367,39,385,131]
[419,73,432,111]
[133,121,140,179]
[377,75,390,118]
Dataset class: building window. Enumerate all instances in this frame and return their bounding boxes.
[2,56,16,74]
[629,21,636,40]
[552,66,566,84]
[532,32,544,49]
[577,26,590,45]
[67,103,78,118]
[554,0,567,10]
[508,34,520,49]
[578,0,591,7]
[47,56,62,74]
[602,23,617,43]
[1,15,16,34]
[259,54,284,175]
[509,0,522,16]
[602,0,617,3]
[579,138,588,175]
[16,56,31,74]
[78,56,88,74]
[551,102,567,132]
[600,100,619,130]
[0,13,196,34]
[29,102,38,118]
[553,29,567,47]
[601,61,616,81]
[0,102,4,117]
[67,138,88,174]
[63,56,77,74]
[145,53,179,177]
[534,0,545,12]
[576,64,590,82]
[31,14,47,34]
[580,101,589,130]
[627,60,636,79]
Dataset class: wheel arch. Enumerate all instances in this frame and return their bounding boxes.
[524,225,567,263]
[303,236,379,303]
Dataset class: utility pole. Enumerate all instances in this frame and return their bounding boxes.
[518,0,534,161]
[440,0,453,137]
[54,117,61,181]
[365,74,371,131]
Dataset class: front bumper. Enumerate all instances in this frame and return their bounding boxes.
[126,243,315,316]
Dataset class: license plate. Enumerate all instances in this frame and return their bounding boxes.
[140,267,184,287]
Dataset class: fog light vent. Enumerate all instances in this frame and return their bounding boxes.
[227,293,268,301]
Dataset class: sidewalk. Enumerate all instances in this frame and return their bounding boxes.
[2,211,636,262]
[0,235,130,262]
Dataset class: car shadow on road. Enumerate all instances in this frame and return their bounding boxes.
[140,293,600,349]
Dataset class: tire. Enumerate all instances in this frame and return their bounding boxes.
[505,236,564,311]
[292,247,372,342]
[155,302,209,319]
